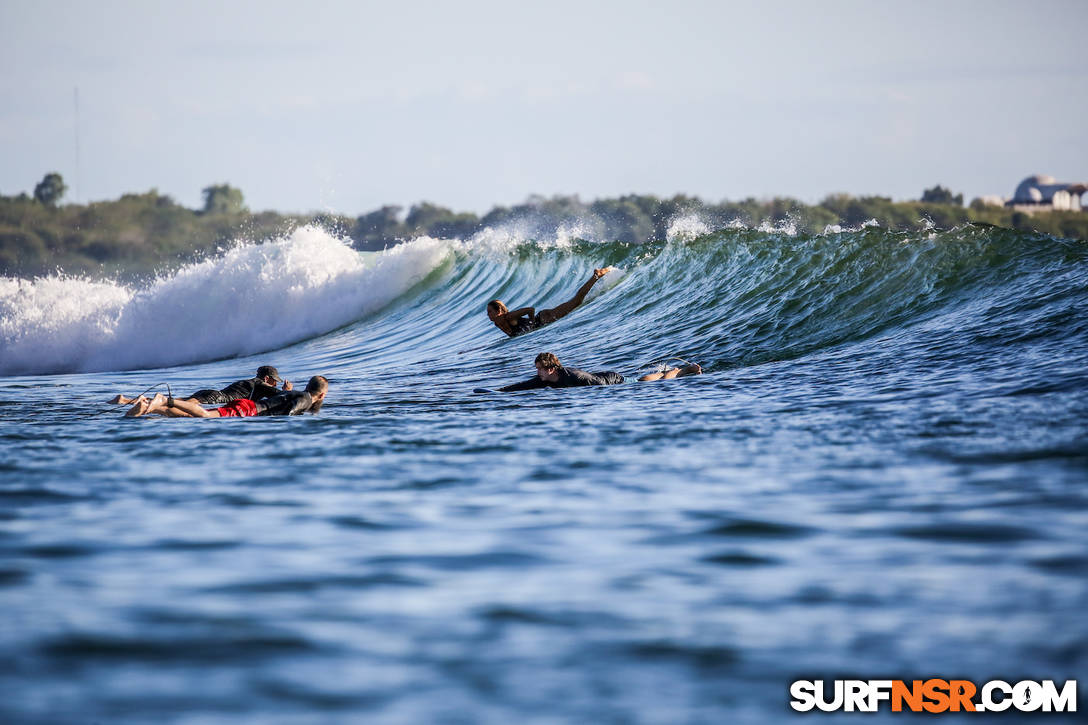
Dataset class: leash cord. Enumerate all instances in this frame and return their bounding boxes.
[93,381,171,417]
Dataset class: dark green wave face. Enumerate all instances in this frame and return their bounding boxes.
[337,223,1087,391]
[627,224,1088,370]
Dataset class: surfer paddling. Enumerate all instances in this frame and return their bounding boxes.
[125,376,328,418]
[110,365,291,406]
[487,267,613,337]
[495,352,701,392]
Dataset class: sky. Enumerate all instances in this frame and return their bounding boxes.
[1,0,1086,215]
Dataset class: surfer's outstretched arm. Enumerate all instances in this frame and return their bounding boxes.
[498,377,547,392]
[639,363,702,382]
[536,267,612,325]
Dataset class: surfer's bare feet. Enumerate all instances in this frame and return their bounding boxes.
[144,392,168,416]
[110,394,133,405]
[124,395,150,417]
[638,362,702,382]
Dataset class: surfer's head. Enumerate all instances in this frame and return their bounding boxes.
[486,300,507,320]
[256,365,282,385]
[305,375,329,401]
[299,375,329,414]
[534,352,561,382]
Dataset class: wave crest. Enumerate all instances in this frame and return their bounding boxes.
[0,226,450,376]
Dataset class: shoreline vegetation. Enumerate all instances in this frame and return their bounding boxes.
[3,175,1086,279]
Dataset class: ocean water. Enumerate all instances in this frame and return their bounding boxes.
[1,221,1085,723]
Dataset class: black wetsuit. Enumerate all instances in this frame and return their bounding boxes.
[254,390,319,416]
[509,315,542,337]
[499,366,624,392]
[190,377,280,405]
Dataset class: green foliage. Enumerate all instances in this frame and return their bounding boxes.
[920,185,963,205]
[201,184,246,215]
[405,202,479,240]
[0,183,299,279]
[33,173,67,206]
[353,205,403,248]
[2,177,1086,280]
[590,196,656,242]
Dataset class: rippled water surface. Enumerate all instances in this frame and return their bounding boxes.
[1,225,1086,723]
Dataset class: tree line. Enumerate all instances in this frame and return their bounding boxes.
[2,175,1086,279]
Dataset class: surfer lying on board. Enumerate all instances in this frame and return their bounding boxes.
[496,352,701,392]
[487,267,613,337]
[110,365,291,406]
[124,376,328,418]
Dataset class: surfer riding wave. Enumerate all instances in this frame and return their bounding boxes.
[487,267,612,337]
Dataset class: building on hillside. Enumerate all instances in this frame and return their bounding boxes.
[1006,175,1086,212]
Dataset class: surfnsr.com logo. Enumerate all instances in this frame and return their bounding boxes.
[790,679,1077,713]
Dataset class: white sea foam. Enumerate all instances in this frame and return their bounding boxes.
[465,219,600,254]
[822,218,881,235]
[665,214,711,242]
[756,217,799,236]
[0,225,451,376]
[464,223,541,257]
[555,220,595,248]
